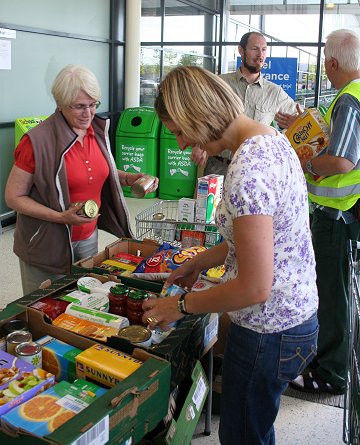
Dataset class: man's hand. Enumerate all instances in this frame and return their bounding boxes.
[275,103,303,129]
[191,145,208,166]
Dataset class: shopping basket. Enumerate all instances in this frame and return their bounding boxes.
[344,240,360,444]
[135,200,221,248]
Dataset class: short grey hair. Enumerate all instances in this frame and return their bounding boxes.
[325,29,360,72]
[51,64,101,107]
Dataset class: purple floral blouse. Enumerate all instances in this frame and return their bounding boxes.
[216,132,318,333]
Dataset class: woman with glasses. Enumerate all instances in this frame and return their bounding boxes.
[142,66,318,444]
[5,64,158,294]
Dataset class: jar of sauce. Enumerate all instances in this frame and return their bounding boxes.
[127,289,149,325]
[109,284,129,317]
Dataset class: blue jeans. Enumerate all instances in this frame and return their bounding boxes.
[219,314,318,445]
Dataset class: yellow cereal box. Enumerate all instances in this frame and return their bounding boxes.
[76,343,143,387]
[285,108,330,161]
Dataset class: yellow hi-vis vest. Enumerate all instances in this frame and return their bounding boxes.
[306,80,360,211]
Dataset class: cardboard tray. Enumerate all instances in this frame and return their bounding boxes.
[0,307,171,445]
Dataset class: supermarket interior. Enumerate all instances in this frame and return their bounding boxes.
[0,1,359,444]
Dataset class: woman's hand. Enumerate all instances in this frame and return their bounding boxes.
[142,295,184,330]
[191,145,208,166]
[165,259,202,291]
[60,202,99,225]
[120,171,159,193]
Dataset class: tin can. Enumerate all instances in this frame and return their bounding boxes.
[117,325,152,348]
[76,200,99,218]
[2,319,29,335]
[6,330,32,355]
[15,341,42,368]
[152,212,165,238]
[131,176,157,198]
[162,219,177,242]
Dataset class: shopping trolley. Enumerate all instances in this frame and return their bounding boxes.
[135,200,221,248]
[344,240,360,444]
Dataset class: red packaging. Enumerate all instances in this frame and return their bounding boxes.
[181,230,205,248]
[30,297,70,320]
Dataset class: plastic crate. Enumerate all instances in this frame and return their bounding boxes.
[135,200,221,248]
[344,240,360,445]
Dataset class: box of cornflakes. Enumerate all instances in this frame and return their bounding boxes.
[0,350,55,416]
[285,107,330,161]
[1,379,106,437]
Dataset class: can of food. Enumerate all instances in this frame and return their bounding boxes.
[152,212,165,238]
[117,325,152,348]
[131,176,157,198]
[2,319,29,335]
[6,330,32,355]
[76,200,99,218]
[14,341,42,368]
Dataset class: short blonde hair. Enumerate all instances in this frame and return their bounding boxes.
[51,64,101,107]
[155,66,244,145]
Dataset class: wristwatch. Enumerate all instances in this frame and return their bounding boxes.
[306,159,317,175]
[177,292,192,315]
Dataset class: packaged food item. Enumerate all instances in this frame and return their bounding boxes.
[99,252,144,274]
[108,284,129,317]
[117,325,152,348]
[181,230,205,248]
[36,335,82,382]
[65,304,129,329]
[6,330,32,355]
[77,276,103,293]
[152,212,165,238]
[195,175,224,223]
[90,280,119,295]
[29,296,70,320]
[76,344,143,387]
[75,199,99,218]
[201,265,225,283]
[131,175,157,198]
[126,289,149,325]
[15,342,42,368]
[0,350,55,416]
[1,378,106,436]
[60,290,109,312]
[52,313,119,342]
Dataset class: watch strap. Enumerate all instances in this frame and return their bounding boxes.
[177,292,192,315]
[306,159,317,175]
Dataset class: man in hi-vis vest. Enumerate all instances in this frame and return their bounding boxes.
[291,29,360,395]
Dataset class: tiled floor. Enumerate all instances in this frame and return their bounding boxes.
[0,197,345,444]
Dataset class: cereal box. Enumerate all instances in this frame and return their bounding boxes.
[285,108,330,161]
[36,335,82,382]
[75,343,143,387]
[2,379,106,437]
[0,350,55,416]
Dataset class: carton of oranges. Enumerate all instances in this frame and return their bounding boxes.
[2,378,106,436]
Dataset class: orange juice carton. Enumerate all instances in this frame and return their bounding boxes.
[36,335,82,382]
[52,313,120,342]
[1,378,107,437]
[196,174,224,223]
[285,108,330,161]
[0,350,55,416]
[75,343,143,387]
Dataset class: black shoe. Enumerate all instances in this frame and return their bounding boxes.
[290,372,345,395]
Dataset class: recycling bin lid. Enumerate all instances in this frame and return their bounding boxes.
[116,106,161,137]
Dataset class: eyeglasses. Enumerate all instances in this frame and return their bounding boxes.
[68,101,101,112]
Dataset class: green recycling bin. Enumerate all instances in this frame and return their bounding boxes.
[159,124,197,200]
[116,107,161,198]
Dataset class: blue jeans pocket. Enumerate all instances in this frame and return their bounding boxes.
[278,326,319,381]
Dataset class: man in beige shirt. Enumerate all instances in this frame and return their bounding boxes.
[193,31,301,175]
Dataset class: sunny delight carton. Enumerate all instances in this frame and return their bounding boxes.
[0,350,55,416]
[1,378,106,436]
[285,107,330,161]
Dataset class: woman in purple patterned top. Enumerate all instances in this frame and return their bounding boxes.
[142,66,318,445]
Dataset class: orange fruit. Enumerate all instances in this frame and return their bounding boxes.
[42,348,60,380]
[48,410,76,432]
[20,395,63,421]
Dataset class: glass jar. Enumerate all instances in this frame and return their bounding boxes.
[127,289,148,325]
[109,284,129,317]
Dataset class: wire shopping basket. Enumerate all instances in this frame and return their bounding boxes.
[344,240,360,445]
[135,200,221,248]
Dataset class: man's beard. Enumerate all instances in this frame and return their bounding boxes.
[242,52,263,74]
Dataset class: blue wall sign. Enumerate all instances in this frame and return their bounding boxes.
[236,57,298,100]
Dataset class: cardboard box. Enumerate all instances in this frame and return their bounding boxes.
[177,198,196,223]
[72,238,163,293]
[0,307,171,445]
[195,175,224,224]
[285,108,330,161]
